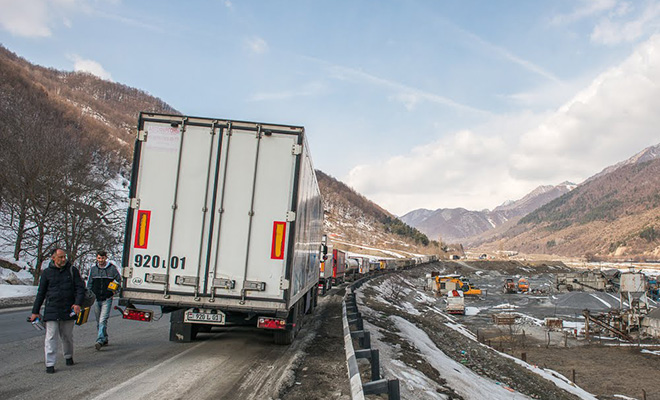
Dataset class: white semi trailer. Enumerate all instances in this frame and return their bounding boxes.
[120,113,325,345]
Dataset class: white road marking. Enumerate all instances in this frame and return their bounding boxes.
[90,333,223,400]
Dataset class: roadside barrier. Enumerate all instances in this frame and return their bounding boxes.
[343,279,400,400]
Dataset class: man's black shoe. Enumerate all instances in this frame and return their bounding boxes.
[46,366,55,374]
[65,358,74,366]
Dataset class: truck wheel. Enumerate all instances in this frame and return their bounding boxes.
[312,287,319,309]
[273,300,302,345]
[273,328,294,345]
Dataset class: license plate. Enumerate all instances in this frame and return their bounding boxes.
[184,310,226,325]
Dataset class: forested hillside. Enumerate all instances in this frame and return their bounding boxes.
[0,46,174,281]
[316,170,439,257]
[481,158,660,260]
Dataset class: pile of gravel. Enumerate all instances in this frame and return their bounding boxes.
[551,292,620,312]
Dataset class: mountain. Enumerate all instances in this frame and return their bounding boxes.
[0,44,437,263]
[492,182,577,216]
[586,143,660,183]
[479,154,660,260]
[400,182,575,243]
[316,171,439,258]
[0,45,178,266]
[0,45,177,159]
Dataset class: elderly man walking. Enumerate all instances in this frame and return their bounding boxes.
[30,248,85,373]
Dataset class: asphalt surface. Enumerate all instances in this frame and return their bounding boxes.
[0,298,321,400]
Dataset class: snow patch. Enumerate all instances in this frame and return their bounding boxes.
[0,284,37,299]
[465,306,480,316]
[392,316,530,399]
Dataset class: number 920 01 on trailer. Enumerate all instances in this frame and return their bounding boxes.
[120,113,325,345]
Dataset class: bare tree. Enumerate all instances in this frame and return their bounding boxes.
[0,68,125,284]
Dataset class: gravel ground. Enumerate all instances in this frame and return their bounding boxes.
[350,260,660,400]
[279,287,351,400]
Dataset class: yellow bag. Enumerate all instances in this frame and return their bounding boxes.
[76,307,91,325]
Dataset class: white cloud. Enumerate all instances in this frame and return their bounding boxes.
[0,0,52,37]
[591,1,660,45]
[249,81,326,101]
[0,0,83,38]
[346,34,660,215]
[69,55,113,80]
[550,0,619,25]
[246,36,269,54]
[328,64,492,116]
[450,23,562,84]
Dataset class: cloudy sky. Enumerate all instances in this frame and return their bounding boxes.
[1,1,660,216]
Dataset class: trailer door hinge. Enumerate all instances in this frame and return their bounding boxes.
[138,130,147,142]
[286,211,296,222]
[292,144,302,155]
[129,198,140,209]
[280,278,290,290]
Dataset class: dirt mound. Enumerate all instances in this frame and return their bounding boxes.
[551,292,619,312]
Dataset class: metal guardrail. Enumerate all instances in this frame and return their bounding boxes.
[343,280,400,400]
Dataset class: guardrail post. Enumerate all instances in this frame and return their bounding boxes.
[343,288,400,400]
[388,379,400,400]
[371,349,380,380]
[362,331,371,349]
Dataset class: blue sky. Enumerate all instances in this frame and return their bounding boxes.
[2,1,660,216]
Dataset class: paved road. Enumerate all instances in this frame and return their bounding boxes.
[0,298,320,400]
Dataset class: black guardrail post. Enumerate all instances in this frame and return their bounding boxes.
[343,284,400,400]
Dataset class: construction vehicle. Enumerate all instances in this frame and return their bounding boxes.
[503,278,516,294]
[446,290,465,315]
[517,278,529,293]
[435,275,482,296]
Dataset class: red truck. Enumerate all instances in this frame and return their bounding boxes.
[332,249,346,285]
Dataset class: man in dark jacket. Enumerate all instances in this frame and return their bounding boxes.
[86,250,121,350]
[30,248,85,373]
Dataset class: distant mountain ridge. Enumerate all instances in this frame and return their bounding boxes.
[484,155,660,260]
[586,143,660,183]
[0,45,177,159]
[400,182,576,243]
[0,44,437,261]
[316,171,438,257]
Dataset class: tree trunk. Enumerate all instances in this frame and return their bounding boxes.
[33,223,46,286]
[13,201,28,260]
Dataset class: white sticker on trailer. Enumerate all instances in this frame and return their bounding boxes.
[146,124,181,152]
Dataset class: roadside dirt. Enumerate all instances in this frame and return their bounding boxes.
[519,346,660,400]
[279,287,350,400]
[373,260,660,400]
[359,274,581,400]
[279,260,659,399]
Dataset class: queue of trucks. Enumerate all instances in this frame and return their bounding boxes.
[118,112,437,345]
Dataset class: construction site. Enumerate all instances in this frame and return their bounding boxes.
[354,259,660,399]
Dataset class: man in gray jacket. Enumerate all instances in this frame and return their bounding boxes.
[30,248,85,373]
[86,250,121,350]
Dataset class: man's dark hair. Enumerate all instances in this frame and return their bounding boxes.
[97,250,108,257]
[50,247,65,257]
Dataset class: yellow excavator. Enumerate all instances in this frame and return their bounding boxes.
[435,276,482,296]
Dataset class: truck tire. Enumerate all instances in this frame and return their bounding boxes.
[273,299,304,345]
[169,309,198,342]
[312,287,319,310]
[273,327,295,345]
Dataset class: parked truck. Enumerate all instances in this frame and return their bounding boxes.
[119,113,324,345]
[332,249,346,285]
[318,243,333,294]
[446,290,465,315]
[503,278,517,294]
